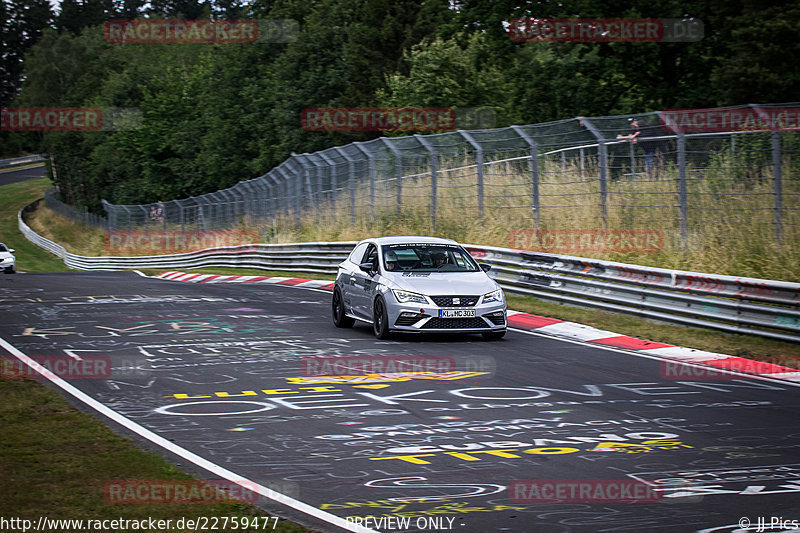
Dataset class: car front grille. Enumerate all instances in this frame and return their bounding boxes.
[430,295,480,307]
[421,317,489,329]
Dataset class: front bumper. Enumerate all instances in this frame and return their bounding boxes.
[386,299,506,333]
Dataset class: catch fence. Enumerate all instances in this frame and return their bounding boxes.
[96,103,799,251]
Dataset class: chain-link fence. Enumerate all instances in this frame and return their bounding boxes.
[100,103,798,250]
[45,189,108,229]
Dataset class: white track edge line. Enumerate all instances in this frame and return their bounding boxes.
[0,336,378,533]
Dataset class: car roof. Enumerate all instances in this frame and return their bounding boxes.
[359,236,460,246]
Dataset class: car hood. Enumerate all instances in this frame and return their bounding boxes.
[385,271,498,296]
[0,252,13,261]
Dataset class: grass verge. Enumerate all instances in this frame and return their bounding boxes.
[0,178,70,273]
[0,377,314,532]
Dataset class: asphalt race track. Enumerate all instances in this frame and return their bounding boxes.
[2,271,800,533]
[0,164,46,186]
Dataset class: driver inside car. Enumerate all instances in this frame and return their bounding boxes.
[384,250,398,271]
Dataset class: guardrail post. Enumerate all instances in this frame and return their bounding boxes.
[380,138,403,214]
[414,134,437,231]
[458,130,484,219]
[354,142,375,221]
[511,126,539,227]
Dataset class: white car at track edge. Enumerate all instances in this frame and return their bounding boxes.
[332,236,506,339]
[0,243,16,274]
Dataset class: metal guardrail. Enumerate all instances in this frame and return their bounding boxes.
[19,203,800,343]
[0,154,47,169]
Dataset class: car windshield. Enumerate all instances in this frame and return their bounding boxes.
[0,244,7,252]
[382,243,480,272]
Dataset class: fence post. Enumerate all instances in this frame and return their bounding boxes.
[660,115,688,248]
[293,154,315,226]
[265,173,280,222]
[772,130,783,244]
[752,105,785,245]
[677,133,688,246]
[511,126,539,228]
[414,134,437,231]
[458,130,484,219]
[579,118,608,227]
[307,154,325,221]
[275,167,292,221]
[318,152,337,215]
[380,138,403,214]
[101,199,115,231]
[354,142,375,221]
[333,147,357,224]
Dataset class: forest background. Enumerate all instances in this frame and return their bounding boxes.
[1,0,798,212]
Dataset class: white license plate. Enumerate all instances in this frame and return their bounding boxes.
[439,308,476,318]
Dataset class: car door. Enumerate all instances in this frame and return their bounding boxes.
[350,243,378,319]
[340,242,368,311]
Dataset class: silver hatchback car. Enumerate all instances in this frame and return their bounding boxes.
[332,236,506,339]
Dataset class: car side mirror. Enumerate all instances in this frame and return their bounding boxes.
[479,263,492,272]
[8,249,14,253]
[359,262,375,273]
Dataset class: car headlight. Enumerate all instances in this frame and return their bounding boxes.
[393,289,428,304]
[483,289,504,304]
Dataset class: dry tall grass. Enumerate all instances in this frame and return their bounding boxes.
[31,151,799,281]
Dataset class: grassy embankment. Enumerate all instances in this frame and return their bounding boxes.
[0,174,315,532]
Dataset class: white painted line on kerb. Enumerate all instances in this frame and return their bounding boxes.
[0,336,378,533]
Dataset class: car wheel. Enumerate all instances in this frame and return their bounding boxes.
[482,330,506,340]
[332,288,354,328]
[373,297,391,339]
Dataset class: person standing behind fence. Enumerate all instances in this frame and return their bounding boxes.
[617,117,664,175]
